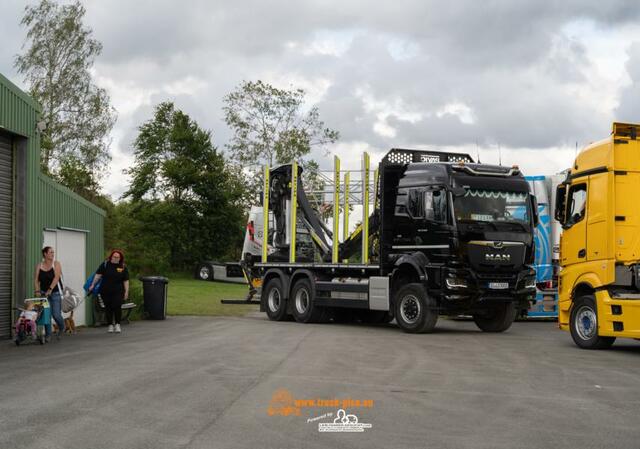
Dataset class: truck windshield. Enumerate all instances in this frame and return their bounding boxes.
[454,189,531,226]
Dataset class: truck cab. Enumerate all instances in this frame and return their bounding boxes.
[379,151,538,329]
[555,122,640,348]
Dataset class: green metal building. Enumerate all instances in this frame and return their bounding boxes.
[0,72,105,337]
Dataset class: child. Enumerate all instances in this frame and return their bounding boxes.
[15,301,39,338]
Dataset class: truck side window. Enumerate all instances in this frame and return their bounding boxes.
[567,184,587,224]
[432,190,447,223]
[423,190,447,223]
[408,189,424,218]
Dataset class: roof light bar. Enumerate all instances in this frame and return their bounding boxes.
[451,164,520,177]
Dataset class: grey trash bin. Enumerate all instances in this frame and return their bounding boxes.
[140,276,169,320]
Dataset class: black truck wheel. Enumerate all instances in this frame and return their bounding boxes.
[196,263,213,281]
[473,302,517,332]
[264,278,288,321]
[291,278,324,323]
[394,283,437,333]
[570,295,615,349]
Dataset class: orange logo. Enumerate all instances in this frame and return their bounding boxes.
[267,388,301,416]
[267,389,374,417]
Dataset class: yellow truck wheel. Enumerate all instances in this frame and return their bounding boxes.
[570,295,615,349]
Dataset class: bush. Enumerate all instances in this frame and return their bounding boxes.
[127,279,144,321]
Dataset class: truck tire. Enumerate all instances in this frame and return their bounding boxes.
[264,278,288,321]
[570,294,616,349]
[196,264,213,281]
[473,302,517,332]
[291,278,324,323]
[394,283,437,333]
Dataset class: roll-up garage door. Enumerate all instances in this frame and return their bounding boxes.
[0,134,13,338]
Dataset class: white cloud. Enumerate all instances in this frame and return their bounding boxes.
[300,29,359,57]
[436,102,476,125]
[93,74,158,116]
[164,76,208,97]
[373,118,397,138]
[386,36,420,61]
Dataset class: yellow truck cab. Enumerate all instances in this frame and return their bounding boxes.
[555,122,640,348]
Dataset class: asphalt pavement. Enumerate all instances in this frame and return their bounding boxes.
[1,314,639,449]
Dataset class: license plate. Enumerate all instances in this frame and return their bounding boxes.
[488,282,509,290]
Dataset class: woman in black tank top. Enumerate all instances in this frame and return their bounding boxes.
[33,246,65,340]
[38,266,58,294]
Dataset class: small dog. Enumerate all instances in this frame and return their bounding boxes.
[65,311,76,334]
[53,310,77,335]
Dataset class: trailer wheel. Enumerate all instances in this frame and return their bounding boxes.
[291,278,324,323]
[394,283,437,333]
[196,264,213,281]
[264,278,288,321]
[570,295,615,349]
[473,302,517,332]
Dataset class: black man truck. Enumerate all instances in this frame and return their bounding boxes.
[234,149,538,333]
[555,122,640,348]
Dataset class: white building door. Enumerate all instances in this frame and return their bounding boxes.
[42,229,87,325]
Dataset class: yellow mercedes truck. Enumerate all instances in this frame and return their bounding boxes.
[555,122,640,349]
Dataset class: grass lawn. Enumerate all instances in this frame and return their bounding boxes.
[130,273,259,317]
[167,275,258,316]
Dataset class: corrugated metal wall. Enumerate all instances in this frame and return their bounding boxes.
[0,134,14,337]
[0,72,106,329]
[29,176,106,324]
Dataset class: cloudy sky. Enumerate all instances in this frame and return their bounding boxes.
[2,0,640,198]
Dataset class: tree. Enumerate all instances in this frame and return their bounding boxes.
[223,80,339,201]
[15,0,116,196]
[123,101,246,271]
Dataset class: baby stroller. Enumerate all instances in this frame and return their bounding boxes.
[14,298,50,345]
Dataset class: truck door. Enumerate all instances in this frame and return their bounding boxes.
[394,187,449,254]
[560,181,587,266]
[586,173,610,261]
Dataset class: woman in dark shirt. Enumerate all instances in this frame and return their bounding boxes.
[33,246,65,341]
[89,250,129,333]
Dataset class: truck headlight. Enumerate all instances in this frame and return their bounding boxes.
[446,277,468,289]
[525,277,536,289]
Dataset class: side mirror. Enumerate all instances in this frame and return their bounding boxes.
[554,184,567,224]
[531,195,539,227]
